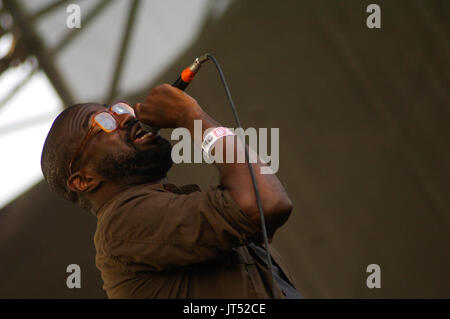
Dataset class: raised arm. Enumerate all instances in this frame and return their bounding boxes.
[134,84,293,234]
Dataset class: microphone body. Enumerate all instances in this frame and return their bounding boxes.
[172,53,209,91]
[172,77,189,91]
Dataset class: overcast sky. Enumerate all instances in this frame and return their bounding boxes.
[0,62,61,209]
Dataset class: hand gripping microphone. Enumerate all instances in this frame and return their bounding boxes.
[139,53,209,132]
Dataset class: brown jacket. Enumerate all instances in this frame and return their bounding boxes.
[93,182,296,298]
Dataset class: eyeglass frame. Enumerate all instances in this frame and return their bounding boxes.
[68,102,135,176]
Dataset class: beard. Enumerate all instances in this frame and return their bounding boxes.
[94,121,173,183]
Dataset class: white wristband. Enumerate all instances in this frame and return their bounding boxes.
[202,127,234,157]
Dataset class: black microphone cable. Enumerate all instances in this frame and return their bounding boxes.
[205,54,279,299]
[140,54,279,299]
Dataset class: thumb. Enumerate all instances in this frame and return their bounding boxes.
[133,103,142,115]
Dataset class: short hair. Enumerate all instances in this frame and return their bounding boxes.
[41,104,93,210]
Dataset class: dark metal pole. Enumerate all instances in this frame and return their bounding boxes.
[105,0,141,103]
[30,0,72,22]
[3,0,76,107]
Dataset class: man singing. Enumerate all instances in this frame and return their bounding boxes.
[41,83,301,298]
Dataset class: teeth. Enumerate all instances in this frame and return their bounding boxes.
[138,131,152,141]
[134,127,154,142]
[142,132,152,139]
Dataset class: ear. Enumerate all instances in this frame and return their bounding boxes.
[67,171,102,194]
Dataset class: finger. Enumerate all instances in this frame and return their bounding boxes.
[133,102,157,124]
[133,103,142,115]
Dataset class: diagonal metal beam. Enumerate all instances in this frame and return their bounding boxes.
[105,0,141,103]
[52,0,116,54]
[3,0,75,107]
[30,0,72,22]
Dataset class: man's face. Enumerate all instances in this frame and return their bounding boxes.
[71,103,173,183]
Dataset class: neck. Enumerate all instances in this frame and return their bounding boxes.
[87,176,168,214]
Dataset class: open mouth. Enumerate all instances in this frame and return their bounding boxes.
[131,122,160,144]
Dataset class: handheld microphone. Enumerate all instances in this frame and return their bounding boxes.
[172,53,209,90]
[139,54,209,132]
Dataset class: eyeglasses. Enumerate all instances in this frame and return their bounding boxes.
[68,102,135,176]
